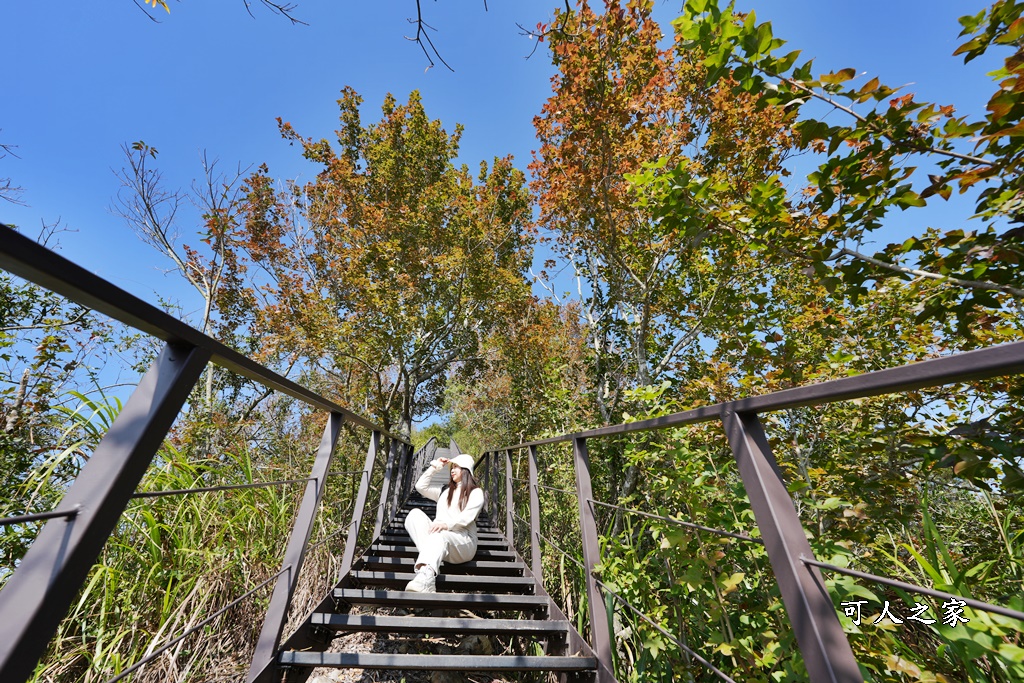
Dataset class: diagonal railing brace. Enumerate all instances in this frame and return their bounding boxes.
[246,411,344,683]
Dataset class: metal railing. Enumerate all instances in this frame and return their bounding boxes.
[7,217,1024,683]
[486,340,1024,683]
[0,223,416,683]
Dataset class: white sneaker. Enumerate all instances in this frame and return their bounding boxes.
[405,567,436,593]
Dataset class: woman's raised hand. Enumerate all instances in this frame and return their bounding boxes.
[438,457,450,466]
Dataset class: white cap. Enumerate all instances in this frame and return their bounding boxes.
[451,454,475,473]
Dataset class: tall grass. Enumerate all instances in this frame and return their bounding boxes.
[10,392,368,683]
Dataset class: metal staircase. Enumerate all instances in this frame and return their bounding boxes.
[268,491,598,680]
[3,223,1024,683]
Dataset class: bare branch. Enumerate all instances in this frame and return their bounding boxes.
[131,0,162,23]
[243,0,307,25]
[0,133,25,205]
[516,1,575,60]
[742,57,993,167]
[407,0,454,72]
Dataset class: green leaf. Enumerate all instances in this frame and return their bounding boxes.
[756,23,774,54]
[820,68,856,85]
[998,643,1024,663]
[687,0,711,14]
[774,50,801,74]
[958,9,987,34]
[895,190,926,209]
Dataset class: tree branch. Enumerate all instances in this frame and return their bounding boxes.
[837,246,1024,299]
[408,0,455,72]
[742,57,993,167]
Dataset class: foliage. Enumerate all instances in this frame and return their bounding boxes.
[15,390,365,682]
[412,420,456,451]
[0,267,114,575]
[471,2,1024,681]
[531,0,793,426]
[671,0,1024,340]
[589,385,1024,682]
[237,88,534,435]
[447,298,595,449]
[646,0,1024,494]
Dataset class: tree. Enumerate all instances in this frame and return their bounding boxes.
[672,0,1024,341]
[112,141,252,410]
[447,298,595,447]
[529,0,793,510]
[238,88,533,435]
[531,0,792,421]
[0,226,114,573]
[600,3,1024,676]
[661,0,1024,491]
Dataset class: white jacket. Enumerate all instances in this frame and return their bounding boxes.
[415,463,485,539]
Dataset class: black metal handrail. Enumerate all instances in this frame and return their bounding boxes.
[8,211,1024,683]
[802,557,1024,622]
[129,477,317,499]
[509,342,1024,449]
[510,461,742,683]
[0,224,405,438]
[536,527,586,571]
[490,339,1024,683]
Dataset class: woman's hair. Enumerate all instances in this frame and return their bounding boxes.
[445,466,479,511]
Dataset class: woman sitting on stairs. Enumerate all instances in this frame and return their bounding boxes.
[404,453,484,593]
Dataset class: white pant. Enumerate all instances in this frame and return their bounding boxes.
[404,508,477,573]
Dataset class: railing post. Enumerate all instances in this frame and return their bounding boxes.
[398,442,414,504]
[527,445,542,584]
[405,442,418,499]
[504,449,514,540]
[389,441,412,525]
[373,437,400,539]
[723,410,862,683]
[338,430,381,579]
[0,342,211,683]
[573,437,615,682]
[247,411,344,682]
[489,451,499,518]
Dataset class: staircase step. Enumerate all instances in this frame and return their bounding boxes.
[389,504,499,526]
[350,571,533,593]
[394,509,494,520]
[392,517,498,528]
[279,652,598,672]
[333,588,549,613]
[377,535,510,549]
[368,545,517,559]
[384,527,505,540]
[356,556,523,575]
[382,525,500,533]
[311,613,567,636]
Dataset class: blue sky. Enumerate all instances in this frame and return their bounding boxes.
[3,1,1005,381]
